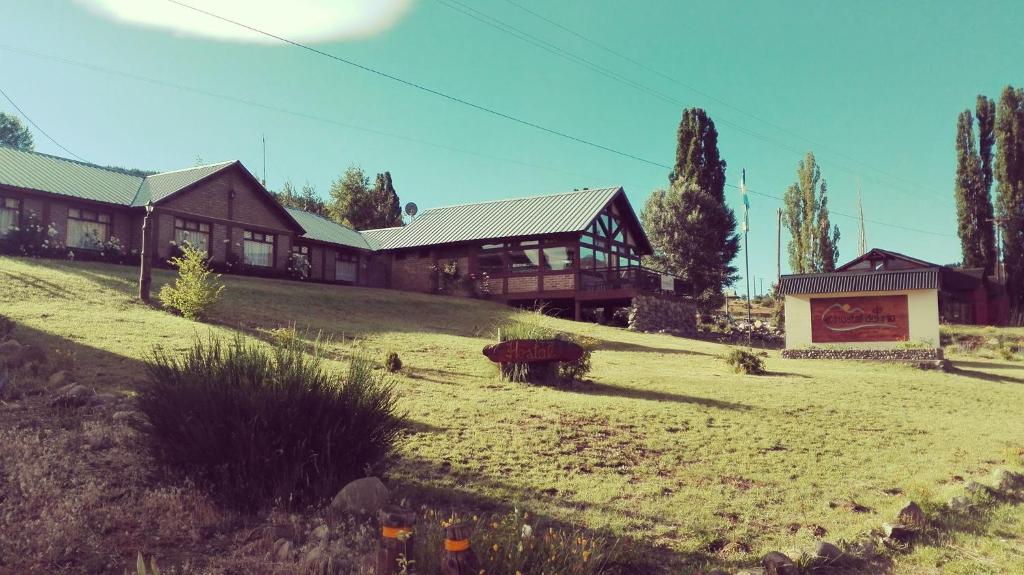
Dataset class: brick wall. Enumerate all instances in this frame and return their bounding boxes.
[391,254,435,292]
[543,273,575,291]
[507,275,539,293]
[11,193,135,255]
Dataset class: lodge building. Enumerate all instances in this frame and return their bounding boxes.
[0,146,683,319]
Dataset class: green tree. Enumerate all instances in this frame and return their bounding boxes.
[954,99,998,273]
[783,152,840,273]
[0,111,34,151]
[370,171,404,228]
[327,165,373,229]
[643,108,738,312]
[994,85,1024,319]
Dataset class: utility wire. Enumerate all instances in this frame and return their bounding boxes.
[0,85,87,162]
[0,46,954,239]
[164,0,667,169]
[499,0,944,202]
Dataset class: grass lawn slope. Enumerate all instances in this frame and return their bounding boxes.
[2,256,1023,573]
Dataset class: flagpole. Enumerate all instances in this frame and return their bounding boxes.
[741,169,752,347]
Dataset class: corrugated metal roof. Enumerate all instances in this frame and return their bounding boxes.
[361,187,622,250]
[779,268,939,295]
[132,161,235,206]
[360,227,404,250]
[0,145,144,204]
[287,208,370,250]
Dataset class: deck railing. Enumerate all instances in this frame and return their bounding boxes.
[579,266,686,296]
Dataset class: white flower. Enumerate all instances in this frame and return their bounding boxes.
[520,524,532,538]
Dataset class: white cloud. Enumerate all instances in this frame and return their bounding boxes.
[77,0,415,43]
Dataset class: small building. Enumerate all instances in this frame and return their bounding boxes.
[779,249,1008,351]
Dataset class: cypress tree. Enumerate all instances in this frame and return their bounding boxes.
[643,108,738,312]
[371,171,404,228]
[994,85,1024,320]
[977,95,998,273]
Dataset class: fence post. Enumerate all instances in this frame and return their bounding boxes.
[439,522,480,575]
[376,506,415,575]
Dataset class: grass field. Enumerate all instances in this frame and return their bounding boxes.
[2,256,1023,573]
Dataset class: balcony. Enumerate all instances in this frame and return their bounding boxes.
[579,267,686,297]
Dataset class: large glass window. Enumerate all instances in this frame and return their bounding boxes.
[542,246,573,271]
[508,244,541,273]
[243,230,274,267]
[478,251,504,276]
[174,218,211,253]
[0,197,20,237]
[336,253,357,282]
[67,207,110,249]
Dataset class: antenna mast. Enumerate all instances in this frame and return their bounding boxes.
[857,178,866,256]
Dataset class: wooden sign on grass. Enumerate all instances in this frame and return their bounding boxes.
[482,339,584,363]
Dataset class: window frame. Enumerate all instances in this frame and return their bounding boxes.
[173,217,212,255]
[0,195,21,238]
[242,229,275,268]
[67,207,112,250]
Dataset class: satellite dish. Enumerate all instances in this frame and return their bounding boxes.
[404,202,418,217]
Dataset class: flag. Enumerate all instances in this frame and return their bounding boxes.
[740,169,750,233]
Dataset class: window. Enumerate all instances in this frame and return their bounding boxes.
[478,251,504,276]
[336,253,357,282]
[0,197,20,237]
[243,230,274,267]
[67,207,110,249]
[542,246,573,271]
[174,218,211,253]
[507,244,541,273]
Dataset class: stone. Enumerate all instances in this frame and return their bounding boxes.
[993,469,1024,493]
[303,545,324,563]
[0,339,22,357]
[761,551,798,575]
[273,538,293,561]
[947,495,971,513]
[330,477,389,514]
[47,370,71,387]
[896,501,926,528]
[50,384,95,408]
[705,570,730,575]
[882,522,917,543]
[810,541,844,564]
[310,524,330,542]
[964,481,992,498]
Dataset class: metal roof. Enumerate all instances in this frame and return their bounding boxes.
[0,145,144,204]
[360,187,624,250]
[836,247,938,271]
[132,161,235,206]
[287,208,371,250]
[779,268,940,295]
[360,226,404,250]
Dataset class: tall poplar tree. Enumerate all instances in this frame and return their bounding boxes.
[994,85,1024,319]
[954,99,998,273]
[642,108,738,312]
[783,152,840,273]
[370,171,404,228]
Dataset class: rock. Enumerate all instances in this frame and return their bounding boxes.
[310,524,330,542]
[964,481,993,498]
[761,551,798,575]
[947,495,971,513]
[0,339,22,357]
[47,370,71,387]
[705,570,730,575]
[50,384,95,408]
[882,522,917,543]
[330,477,389,514]
[896,501,926,528]
[303,545,324,563]
[810,541,844,564]
[93,393,119,405]
[273,538,293,561]
[993,469,1024,493]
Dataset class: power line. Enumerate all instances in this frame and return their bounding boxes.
[499,0,947,203]
[0,85,87,162]
[163,0,667,169]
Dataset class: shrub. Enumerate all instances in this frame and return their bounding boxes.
[725,348,766,375]
[159,244,224,320]
[384,351,402,373]
[0,211,62,258]
[495,320,594,385]
[138,334,405,509]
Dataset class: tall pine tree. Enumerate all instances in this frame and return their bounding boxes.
[995,85,1024,320]
[327,165,405,229]
[642,108,738,312]
[370,171,404,228]
[782,152,840,273]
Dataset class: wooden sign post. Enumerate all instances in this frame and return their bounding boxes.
[439,522,480,575]
[376,506,415,575]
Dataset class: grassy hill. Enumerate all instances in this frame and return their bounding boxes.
[1,256,1023,573]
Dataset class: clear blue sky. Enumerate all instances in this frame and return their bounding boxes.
[2,0,1021,293]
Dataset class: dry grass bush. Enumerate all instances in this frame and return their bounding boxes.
[138,333,405,510]
[724,348,766,375]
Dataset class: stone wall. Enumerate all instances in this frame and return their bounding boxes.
[782,348,944,361]
[628,295,697,334]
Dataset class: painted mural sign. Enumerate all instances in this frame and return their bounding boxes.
[482,339,584,363]
[810,295,910,343]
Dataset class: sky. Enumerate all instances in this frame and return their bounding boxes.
[1,0,1022,294]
